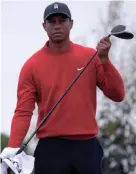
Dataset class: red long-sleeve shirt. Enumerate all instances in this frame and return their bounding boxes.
[8,41,125,147]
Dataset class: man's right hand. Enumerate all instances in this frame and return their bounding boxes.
[0,147,20,174]
[0,147,20,161]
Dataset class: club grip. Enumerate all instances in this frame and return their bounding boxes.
[16,144,26,155]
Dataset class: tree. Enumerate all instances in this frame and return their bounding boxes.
[1,133,9,151]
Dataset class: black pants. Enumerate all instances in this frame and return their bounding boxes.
[34,137,104,174]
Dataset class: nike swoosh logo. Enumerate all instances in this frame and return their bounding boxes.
[77,67,84,71]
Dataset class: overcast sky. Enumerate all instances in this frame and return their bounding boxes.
[1,0,136,135]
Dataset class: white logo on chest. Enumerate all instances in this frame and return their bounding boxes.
[77,67,84,71]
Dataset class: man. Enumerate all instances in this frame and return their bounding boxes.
[1,2,125,174]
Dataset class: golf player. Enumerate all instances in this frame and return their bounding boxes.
[1,2,125,174]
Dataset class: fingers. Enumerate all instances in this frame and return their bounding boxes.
[99,37,111,45]
[97,37,111,51]
[97,42,109,49]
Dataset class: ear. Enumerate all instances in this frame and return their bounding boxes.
[42,22,46,31]
[70,19,73,30]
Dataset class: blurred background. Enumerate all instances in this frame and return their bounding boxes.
[1,1,136,174]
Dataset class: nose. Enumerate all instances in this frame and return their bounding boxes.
[54,19,61,30]
[54,24,61,30]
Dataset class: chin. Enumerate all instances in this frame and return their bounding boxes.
[51,35,65,42]
[53,38,64,43]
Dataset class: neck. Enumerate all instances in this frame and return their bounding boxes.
[48,38,71,53]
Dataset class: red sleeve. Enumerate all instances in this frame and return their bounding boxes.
[8,58,37,147]
[96,56,125,102]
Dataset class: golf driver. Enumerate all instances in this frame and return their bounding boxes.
[108,25,134,39]
[0,25,134,173]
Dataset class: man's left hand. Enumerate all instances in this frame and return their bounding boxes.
[96,37,111,64]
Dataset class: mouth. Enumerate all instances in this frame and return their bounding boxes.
[53,32,63,36]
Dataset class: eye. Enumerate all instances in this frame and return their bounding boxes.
[47,20,54,23]
[60,18,68,23]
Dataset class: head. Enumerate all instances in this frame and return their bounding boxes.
[42,2,73,43]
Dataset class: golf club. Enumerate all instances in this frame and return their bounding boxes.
[0,25,134,173]
[108,25,134,39]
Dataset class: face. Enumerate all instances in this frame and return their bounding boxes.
[43,14,73,43]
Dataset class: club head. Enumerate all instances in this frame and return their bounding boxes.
[109,25,134,39]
